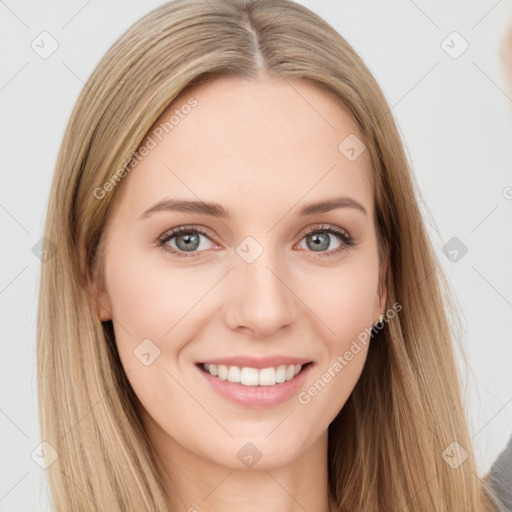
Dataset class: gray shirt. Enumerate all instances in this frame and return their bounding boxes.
[488,433,512,511]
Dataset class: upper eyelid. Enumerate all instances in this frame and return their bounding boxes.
[159,225,214,243]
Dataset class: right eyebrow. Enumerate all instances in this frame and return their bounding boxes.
[139,198,231,220]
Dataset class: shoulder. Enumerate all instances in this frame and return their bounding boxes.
[487,432,512,511]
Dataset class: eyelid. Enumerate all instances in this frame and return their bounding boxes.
[158,224,213,243]
[297,223,352,240]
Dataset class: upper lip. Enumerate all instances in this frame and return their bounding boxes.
[197,355,313,369]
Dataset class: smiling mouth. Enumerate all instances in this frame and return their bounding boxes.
[197,361,313,387]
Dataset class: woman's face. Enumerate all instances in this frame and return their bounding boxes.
[95,75,387,470]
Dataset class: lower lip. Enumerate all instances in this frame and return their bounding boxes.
[196,362,314,408]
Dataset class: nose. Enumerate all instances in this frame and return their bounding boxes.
[223,243,297,338]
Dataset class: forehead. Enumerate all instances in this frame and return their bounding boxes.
[110,75,374,223]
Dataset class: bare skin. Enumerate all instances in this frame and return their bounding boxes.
[93,75,388,512]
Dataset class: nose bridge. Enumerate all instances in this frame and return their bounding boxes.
[225,234,296,335]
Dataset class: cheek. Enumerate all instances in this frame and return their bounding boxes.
[297,257,379,346]
[292,255,378,412]
[104,249,204,334]
[103,248,221,375]
[102,251,205,414]
[294,265,376,419]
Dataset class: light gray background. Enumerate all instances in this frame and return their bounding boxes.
[1,1,511,510]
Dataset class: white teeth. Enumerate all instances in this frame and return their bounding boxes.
[240,367,259,386]
[227,366,240,383]
[217,364,227,380]
[275,365,287,383]
[202,363,306,386]
[259,367,275,386]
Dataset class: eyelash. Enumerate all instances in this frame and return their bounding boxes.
[157,224,356,259]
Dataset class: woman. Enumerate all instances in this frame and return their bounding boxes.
[36,0,505,510]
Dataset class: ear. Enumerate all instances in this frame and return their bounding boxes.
[95,276,113,322]
[80,246,113,322]
[374,244,389,321]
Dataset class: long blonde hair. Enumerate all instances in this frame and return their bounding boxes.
[37,0,502,510]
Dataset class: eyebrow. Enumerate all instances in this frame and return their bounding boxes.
[139,196,368,220]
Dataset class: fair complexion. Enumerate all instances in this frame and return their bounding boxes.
[94,75,387,512]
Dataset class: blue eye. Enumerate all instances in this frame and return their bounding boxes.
[298,224,356,257]
[158,226,213,257]
[157,224,356,259]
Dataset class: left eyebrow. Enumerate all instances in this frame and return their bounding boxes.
[296,196,368,217]
[139,195,368,220]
